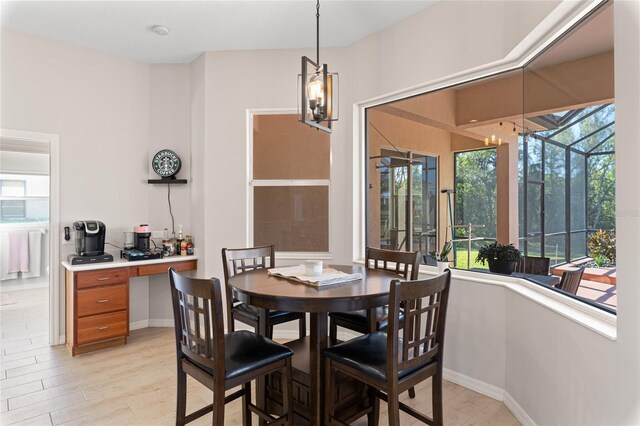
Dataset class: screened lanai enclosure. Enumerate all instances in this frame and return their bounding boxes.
[366,2,615,310]
[520,104,615,266]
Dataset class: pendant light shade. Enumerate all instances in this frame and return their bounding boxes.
[298,0,339,133]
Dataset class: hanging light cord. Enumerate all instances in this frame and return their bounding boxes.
[316,0,320,65]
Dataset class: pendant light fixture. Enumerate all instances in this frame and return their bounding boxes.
[299,0,339,133]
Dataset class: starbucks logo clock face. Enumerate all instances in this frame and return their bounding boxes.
[152,150,182,178]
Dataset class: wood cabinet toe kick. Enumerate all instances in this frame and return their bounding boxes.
[64,258,198,356]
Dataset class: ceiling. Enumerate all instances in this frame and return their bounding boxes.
[0,1,436,64]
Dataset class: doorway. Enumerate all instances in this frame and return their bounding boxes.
[0,129,60,351]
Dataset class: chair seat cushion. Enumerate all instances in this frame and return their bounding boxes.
[224,330,293,380]
[329,306,404,331]
[324,331,433,382]
[232,303,300,323]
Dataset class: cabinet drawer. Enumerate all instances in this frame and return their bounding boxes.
[77,284,127,317]
[76,268,129,289]
[77,311,128,345]
[134,259,197,277]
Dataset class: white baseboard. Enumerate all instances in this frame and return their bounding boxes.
[503,391,536,426]
[130,320,149,330]
[148,319,174,328]
[130,319,173,330]
[442,368,505,401]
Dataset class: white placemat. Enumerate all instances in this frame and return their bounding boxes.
[268,265,362,287]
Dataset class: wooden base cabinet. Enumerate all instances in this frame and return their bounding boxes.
[66,268,130,356]
[64,258,198,356]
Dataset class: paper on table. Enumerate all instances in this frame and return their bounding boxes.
[268,265,362,287]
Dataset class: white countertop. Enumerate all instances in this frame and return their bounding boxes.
[62,255,199,272]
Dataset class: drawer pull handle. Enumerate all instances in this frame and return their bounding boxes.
[97,277,109,281]
[96,299,109,303]
[98,326,109,330]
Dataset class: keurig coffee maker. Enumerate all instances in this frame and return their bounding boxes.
[67,220,114,265]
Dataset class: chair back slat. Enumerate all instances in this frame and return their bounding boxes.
[169,268,224,375]
[387,270,451,378]
[221,245,275,321]
[365,247,420,280]
[558,267,584,295]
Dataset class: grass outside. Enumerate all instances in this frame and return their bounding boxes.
[453,249,487,270]
[451,244,565,270]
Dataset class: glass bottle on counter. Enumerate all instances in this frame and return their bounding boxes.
[176,225,184,256]
[162,228,170,256]
[186,235,194,255]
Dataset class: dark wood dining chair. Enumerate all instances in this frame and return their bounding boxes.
[324,270,452,426]
[328,247,420,340]
[556,267,585,295]
[169,268,294,426]
[222,245,306,338]
[514,256,551,275]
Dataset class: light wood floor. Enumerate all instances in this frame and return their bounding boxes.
[1,287,519,425]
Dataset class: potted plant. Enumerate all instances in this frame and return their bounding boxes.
[428,241,452,272]
[476,242,522,275]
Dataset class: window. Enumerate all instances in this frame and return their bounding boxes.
[0,175,49,223]
[366,109,440,263]
[454,149,497,269]
[250,113,330,254]
[364,2,614,312]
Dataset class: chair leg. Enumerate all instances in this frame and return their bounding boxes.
[387,389,400,426]
[366,385,379,426]
[212,387,226,426]
[408,386,416,399]
[299,314,307,338]
[324,359,336,425]
[242,381,252,426]
[329,318,337,342]
[267,325,274,339]
[282,359,294,426]
[432,370,444,426]
[176,368,187,426]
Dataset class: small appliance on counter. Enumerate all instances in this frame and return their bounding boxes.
[67,220,114,265]
[121,224,163,261]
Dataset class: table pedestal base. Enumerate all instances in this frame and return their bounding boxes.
[265,336,374,425]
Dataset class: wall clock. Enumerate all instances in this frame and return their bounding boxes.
[152,149,181,179]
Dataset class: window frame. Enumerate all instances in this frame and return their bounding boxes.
[247,109,332,260]
[352,0,616,338]
[0,177,49,223]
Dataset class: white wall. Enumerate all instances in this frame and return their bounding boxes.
[0,29,153,325]
[198,47,351,282]
[147,64,192,324]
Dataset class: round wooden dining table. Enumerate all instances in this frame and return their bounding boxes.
[228,264,398,426]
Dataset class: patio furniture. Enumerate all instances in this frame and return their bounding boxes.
[222,245,306,338]
[556,267,585,295]
[324,270,452,426]
[168,268,294,425]
[514,256,551,275]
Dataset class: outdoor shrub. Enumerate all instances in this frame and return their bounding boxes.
[588,229,616,265]
[593,254,608,268]
[476,242,522,265]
